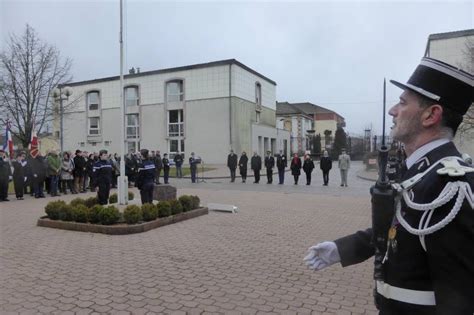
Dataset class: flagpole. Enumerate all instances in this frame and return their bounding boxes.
[118,0,128,205]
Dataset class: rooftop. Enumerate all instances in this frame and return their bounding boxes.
[64,59,277,87]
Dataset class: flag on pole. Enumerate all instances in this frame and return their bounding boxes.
[29,119,39,158]
[2,120,14,157]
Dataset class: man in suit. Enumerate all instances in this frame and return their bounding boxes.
[276,150,288,185]
[304,58,474,314]
[264,151,275,184]
[338,148,350,187]
[227,149,238,183]
[251,152,262,184]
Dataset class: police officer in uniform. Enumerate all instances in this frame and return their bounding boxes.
[92,150,113,205]
[304,58,474,314]
[136,149,156,204]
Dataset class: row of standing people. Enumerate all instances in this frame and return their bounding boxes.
[227,149,350,186]
[0,149,112,201]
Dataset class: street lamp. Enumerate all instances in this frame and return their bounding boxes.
[52,86,72,153]
[306,129,315,154]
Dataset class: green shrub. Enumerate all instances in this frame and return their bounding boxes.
[89,205,104,224]
[190,195,201,209]
[142,203,158,221]
[85,196,100,208]
[70,197,87,207]
[108,193,118,204]
[123,205,142,224]
[178,195,193,212]
[45,200,67,220]
[100,206,121,225]
[157,201,171,218]
[128,191,135,200]
[72,205,89,223]
[58,204,74,221]
[169,199,183,215]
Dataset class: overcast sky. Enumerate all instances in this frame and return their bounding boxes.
[1,0,472,135]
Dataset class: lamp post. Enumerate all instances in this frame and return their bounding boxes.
[306,129,315,154]
[52,86,72,153]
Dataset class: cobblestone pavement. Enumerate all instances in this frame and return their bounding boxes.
[1,162,378,314]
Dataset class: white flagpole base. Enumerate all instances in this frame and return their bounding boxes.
[118,175,129,205]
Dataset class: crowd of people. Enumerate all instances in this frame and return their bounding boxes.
[227,149,350,186]
[0,148,204,203]
[0,146,350,203]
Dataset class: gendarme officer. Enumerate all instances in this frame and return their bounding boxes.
[92,150,113,205]
[136,149,156,204]
[304,58,474,314]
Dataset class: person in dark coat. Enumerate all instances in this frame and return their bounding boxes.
[12,152,27,200]
[162,153,170,184]
[320,150,332,186]
[238,152,248,183]
[86,153,96,192]
[92,150,113,205]
[303,154,315,185]
[189,152,200,183]
[264,151,275,184]
[173,152,183,178]
[154,150,163,184]
[290,153,302,185]
[227,150,238,183]
[73,149,86,193]
[304,57,474,314]
[0,150,11,201]
[136,149,156,204]
[30,153,46,198]
[276,150,287,185]
[250,152,262,184]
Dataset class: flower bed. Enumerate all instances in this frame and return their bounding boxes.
[37,195,206,235]
[37,207,208,235]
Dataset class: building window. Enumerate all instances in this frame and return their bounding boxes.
[127,141,139,153]
[80,142,85,147]
[169,139,185,159]
[125,86,139,106]
[89,117,100,135]
[255,83,262,109]
[168,109,184,137]
[87,91,100,111]
[256,111,261,123]
[126,114,139,139]
[104,141,111,146]
[91,142,97,147]
[166,80,184,102]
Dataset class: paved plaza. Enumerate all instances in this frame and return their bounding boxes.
[1,162,379,314]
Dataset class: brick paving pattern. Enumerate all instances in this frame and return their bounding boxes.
[1,162,378,314]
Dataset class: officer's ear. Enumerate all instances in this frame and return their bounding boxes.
[421,104,443,128]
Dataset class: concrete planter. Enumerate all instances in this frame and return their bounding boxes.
[37,207,208,235]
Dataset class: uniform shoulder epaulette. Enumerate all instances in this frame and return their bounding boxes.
[437,157,474,177]
[393,156,474,251]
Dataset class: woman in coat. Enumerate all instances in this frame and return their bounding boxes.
[238,152,248,183]
[61,152,76,194]
[290,153,302,185]
[303,154,315,185]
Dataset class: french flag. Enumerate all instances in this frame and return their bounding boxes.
[2,120,14,157]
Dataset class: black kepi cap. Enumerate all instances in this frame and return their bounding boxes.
[390,57,473,115]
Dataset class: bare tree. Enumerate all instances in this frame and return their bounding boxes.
[457,37,473,135]
[0,24,72,148]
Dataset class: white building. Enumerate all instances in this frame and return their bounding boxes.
[425,29,474,157]
[55,59,290,164]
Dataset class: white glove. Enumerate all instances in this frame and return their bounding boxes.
[24,177,27,182]
[304,241,341,271]
[8,176,12,181]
